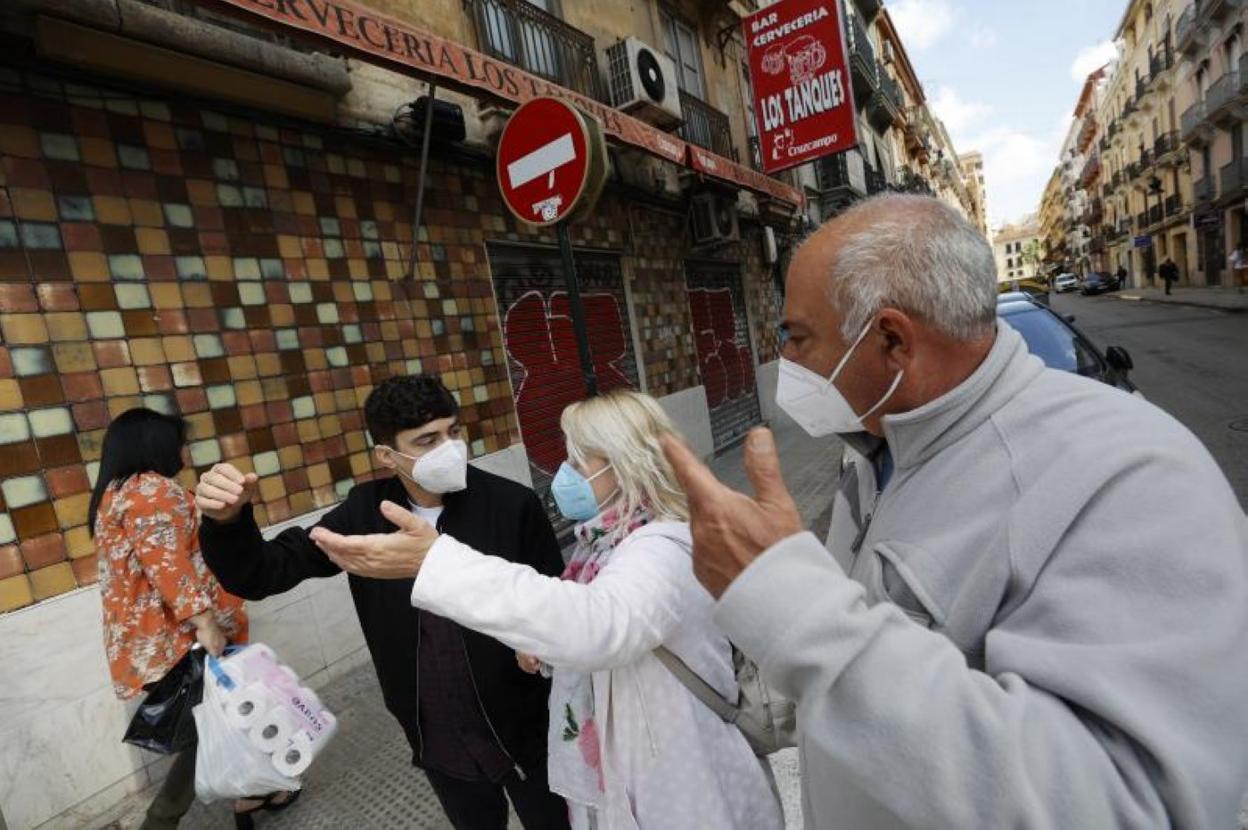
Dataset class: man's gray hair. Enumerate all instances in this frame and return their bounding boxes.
[821,194,998,342]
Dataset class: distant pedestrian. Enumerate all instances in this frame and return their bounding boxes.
[1159,257,1179,295]
[1229,245,1246,293]
[1115,265,1128,290]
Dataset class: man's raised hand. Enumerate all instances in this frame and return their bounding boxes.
[195,462,259,523]
[661,428,803,598]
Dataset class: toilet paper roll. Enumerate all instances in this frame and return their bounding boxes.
[272,731,315,778]
[223,683,271,730]
[249,707,298,754]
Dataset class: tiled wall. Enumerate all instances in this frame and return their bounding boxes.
[0,67,525,611]
[0,63,786,613]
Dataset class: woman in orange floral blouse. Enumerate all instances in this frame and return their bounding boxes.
[91,408,289,829]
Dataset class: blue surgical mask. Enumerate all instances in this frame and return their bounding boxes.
[550,461,614,521]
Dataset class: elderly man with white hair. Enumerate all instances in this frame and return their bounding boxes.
[661,194,1248,828]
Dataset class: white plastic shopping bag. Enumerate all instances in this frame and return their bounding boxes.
[192,643,337,802]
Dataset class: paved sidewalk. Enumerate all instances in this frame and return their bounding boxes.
[91,418,842,830]
[1117,285,1248,312]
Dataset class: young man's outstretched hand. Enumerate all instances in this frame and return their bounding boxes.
[660,427,803,598]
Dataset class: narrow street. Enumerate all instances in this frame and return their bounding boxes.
[1049,293,1248,505]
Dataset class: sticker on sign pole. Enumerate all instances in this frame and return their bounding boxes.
[496,97,609,227]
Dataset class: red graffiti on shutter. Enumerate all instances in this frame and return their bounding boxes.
[688,287,755,408]
[503,290,633,474]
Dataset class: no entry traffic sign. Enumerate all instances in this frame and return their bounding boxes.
[496,97,608,227]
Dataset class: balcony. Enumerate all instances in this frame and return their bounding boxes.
[1176,5,1202,56]
[1149,45,1174,77]
[1220,161,1245,200]
[1182,100,1214,147]
[1153,131,1181,164]
[678,90,734,159]
[1165,194,1184,216]
[893,166,934,196]
[853,0,883,23]
[1079,152,1101,188]
[1134,75,1152,107]
[817,152,868,209]
[868,63,905,131]
[1207,71,1246,126]
[847,12,879,106]
[1201,0,1244,23]
[1135,209,1149,229]
[1194,175,1215,202]
[866,166,887,195]
[467,0,603,101]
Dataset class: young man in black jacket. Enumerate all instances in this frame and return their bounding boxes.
[195,375,569,830]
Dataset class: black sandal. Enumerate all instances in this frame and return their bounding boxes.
[233,790,301,829]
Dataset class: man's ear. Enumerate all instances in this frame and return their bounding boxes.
[373,445,395,469]
[876,308,918,368]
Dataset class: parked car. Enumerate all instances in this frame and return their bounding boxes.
[1080,272,1119,295]
[1054,273,1079,293]
[997,276,1051,306]
[997,296,1138,394]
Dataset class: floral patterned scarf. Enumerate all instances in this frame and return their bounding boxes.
[547,503,652,812]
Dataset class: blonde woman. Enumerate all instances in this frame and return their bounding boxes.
[310,390,783,830]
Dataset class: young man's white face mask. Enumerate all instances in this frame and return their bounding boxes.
[776,318,904,437]
[386,439,469,494]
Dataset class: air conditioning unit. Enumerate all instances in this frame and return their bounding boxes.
[691,192,740,246]
[881,40,896,64]
[606,37,683,129]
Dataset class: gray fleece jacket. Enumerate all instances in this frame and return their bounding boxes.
[716,324,1248,828]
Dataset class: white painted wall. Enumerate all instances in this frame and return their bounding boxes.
[655,385,715,461]
[0,445,531,830]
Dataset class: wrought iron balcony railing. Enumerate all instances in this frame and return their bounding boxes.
[1220,161,1244,198]
[1153,131,1180,158]
[1194,175,1215,202]
[679,90,734,159]
[1165,193,1183,216]
[467,0,604,102]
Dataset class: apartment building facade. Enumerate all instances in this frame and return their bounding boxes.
[1047,0,1246,287]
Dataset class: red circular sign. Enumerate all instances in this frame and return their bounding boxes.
[496,98,594,227]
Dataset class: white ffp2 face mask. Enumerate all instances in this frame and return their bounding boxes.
[776,320,905,437]
[389,439,469,494]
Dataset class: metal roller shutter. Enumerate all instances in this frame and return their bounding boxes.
[685,261,762,450]
[487,242,640,541]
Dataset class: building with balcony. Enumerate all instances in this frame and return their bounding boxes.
[1050,0,1202,287]
[959,151,990,236]
[994,219,1043,282]
[1176,0,1248,285]
[803,3,979,229]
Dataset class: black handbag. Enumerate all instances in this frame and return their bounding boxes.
[122,646,206,754]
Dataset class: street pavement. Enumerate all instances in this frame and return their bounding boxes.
[1117,285,1248,312]
[1050,292,1248,506]
[93,419,841,830]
